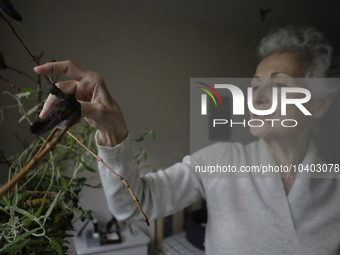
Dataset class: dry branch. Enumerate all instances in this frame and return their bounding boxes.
[19,189,58,195]
[7,66,37,82]
[67,131,150,226]
[0,75,20,90]
[0,11,48,84]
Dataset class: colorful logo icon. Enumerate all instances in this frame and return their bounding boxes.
[196,82,222,106]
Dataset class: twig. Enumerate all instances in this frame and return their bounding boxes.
[11,128,59,191]
[66,131,150,226]
[15,133,29,149]
[7,66,37,82]
[35,127,58,156]
[0,12,38,65]
[36,51,44,104]
[0,126,69,198]
[0,75,20,90]
[18,189,57,195]
[62,176,102,188]
[0,159,12,167]
[0,12,49,84]
[0,150,12,167]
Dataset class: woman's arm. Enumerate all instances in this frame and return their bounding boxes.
[34,60,205,221]
[96,133,205,221]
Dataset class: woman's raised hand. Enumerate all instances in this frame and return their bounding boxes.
[34,60,128,147]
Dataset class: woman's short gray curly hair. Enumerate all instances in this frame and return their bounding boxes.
[258,26,340,98]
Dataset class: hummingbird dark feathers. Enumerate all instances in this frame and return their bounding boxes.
[29,81,81,136]
[47,79,66,102]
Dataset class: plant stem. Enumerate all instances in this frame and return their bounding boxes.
[35,128,58,156]
[33,165,47,192]
[0,12,49,84]
[3,91,32,125]
[18,190,57,195]
[36,52,44,105]
[0,126,69,198]
[66,131,150,226]
[0,75,20,90]
[7,66,37,82]
[0,13,37,65]
[62,176,102,188]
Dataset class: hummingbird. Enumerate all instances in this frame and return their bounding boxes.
[29,80,82,136]
[0,0,22,23]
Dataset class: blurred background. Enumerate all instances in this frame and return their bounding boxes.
[0,0,340,254]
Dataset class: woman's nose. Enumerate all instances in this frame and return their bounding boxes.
[253,83,272,107]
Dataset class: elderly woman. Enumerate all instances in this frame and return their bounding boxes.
[35,26,340,254]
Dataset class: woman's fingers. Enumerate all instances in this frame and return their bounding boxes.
[39,94,56,119]
[55,80,77,94]
[39,80,77,119]
[34,61,105,102]
[33,60,90,81]
[79,100,107,120]
[34,60,120,131]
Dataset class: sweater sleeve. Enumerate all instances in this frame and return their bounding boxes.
[95,131,205,222]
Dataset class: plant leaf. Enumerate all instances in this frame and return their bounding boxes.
[8,215,18,228]
[22,218,33,226]
[80,160,96,172]
[0,196,8,206]
[26,104,40,116]
[0,0,23,23]
[49,238,63,255]
[0,228,38,252]
[15,91,31,99]
[29,239,44,244]
[10,206,36,221]
[0,239,30,252]
[18,114,26,123]
[21,88,35,93]
[45,190,62,219]
[69,134,75,147]
[17,191,31,201]
[34,197,46,217]
[74,207,82,215]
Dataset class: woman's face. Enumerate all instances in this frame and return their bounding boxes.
[249,52,316,139]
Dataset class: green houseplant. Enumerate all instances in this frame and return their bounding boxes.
[0,1,152,254]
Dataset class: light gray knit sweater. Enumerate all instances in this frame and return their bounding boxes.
[96,135,340,255]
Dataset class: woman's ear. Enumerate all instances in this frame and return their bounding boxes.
[312,94,335,119]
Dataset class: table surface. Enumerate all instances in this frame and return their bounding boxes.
[73,223,150,255]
